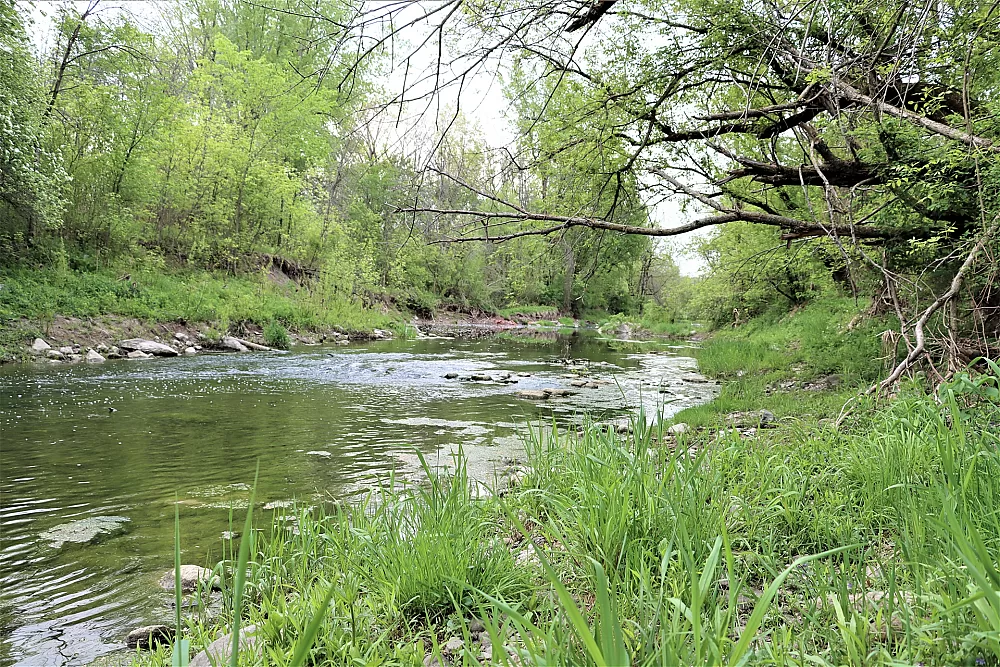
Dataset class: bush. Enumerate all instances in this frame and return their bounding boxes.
[263,320,290,349]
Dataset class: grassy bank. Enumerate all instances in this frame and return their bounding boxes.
[0,267,404,361]
[140,303,1000,666]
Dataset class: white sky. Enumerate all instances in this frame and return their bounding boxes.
[21,0,708,274]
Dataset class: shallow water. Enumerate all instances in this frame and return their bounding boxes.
[0,330,715,666]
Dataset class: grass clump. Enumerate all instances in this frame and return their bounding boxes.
[263,321,291,349]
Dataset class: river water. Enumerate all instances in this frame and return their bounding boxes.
[0,330,715,666]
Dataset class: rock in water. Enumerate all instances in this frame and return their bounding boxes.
[515,390,549,400]
[443,373,459,379]
[127,350,153,359]
[188,625,257,667]
[40,516,130,548]
[86,349,106,363]
[158,565,218,593]
[126,625,172,650]
[118,339,179,356]
[31,338,51,353]
[220,336,249,353]
[183,346,197,356]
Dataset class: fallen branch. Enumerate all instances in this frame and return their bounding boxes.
[872,213,1000,393]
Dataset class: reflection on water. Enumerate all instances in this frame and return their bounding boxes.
[0,331,715,666]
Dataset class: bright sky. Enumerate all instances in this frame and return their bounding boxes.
[21,0,708,274]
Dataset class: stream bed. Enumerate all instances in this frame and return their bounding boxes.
[0,329,716,666]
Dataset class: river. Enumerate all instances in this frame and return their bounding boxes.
[0,329,715,666]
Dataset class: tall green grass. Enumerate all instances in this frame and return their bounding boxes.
[146,359,1000,666]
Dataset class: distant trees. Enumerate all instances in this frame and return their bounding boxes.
[340,0,1000,383]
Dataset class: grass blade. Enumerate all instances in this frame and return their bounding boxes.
[229,463,259,667]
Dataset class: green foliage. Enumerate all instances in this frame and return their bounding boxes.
[262,320,290,349]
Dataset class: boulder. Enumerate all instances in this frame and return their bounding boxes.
[118,339,179,356]
[220,336,249,353]
[127,350,153,359]
[188,625,257,667]
[31,338,51,354]
[183,347,197,356]
[86,349,106,363]
[158,564,218,593]
[126,625,172,650]
[515,390,549,400]
[46,349,65,360]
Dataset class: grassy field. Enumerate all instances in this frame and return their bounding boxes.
[0,267,403,360]
[140,302,1000,666]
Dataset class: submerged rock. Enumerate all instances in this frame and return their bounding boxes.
[40,516,130,548]
[126,625,172,650]
[118,339,179,356]
[31,338,51,353]
[188,625,257,667]
[158,565,218,593]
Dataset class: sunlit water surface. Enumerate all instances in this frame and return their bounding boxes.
[0,331,716,666]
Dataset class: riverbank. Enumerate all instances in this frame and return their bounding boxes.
[0,267,406,363]
[127,301,1000,666]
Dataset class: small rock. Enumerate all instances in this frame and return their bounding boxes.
[681,374,710,383]
[68,354,83,363]
[85,349,105,363]
[126,625,172,650]
[31,338,51,353]
[127,350,153,359]
[668,423,689,435]
[443,373,459,379]
[371,329,392,340]
[59,345,75,355]
[188,625,257,667]
[569,379,588,387]
[183,347,197,356]
[158,565,218,593]
[423,656,441,667]
[174,332,189,342]
[96,344,109,353]
[469,618,485,634]
[515,390,549,400]
[106,346,122,358]
[46,349,65,360]
[443,637,464,653]
[469,373,493,382]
